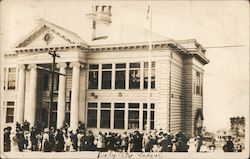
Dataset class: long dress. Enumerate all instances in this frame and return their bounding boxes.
[187,138,196,153]
[10,133,19,152]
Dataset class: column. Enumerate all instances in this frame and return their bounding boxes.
[16,64,26,123]
[69,62,80,130]
[56,63,67,128]
[26,64,37,127]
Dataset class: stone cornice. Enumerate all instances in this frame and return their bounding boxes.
[56,62,67,69]
[87,41,172,52]
[18,64,26,70]
[69,62,84,68]
[6,39,208,64]
[28,64,37,70]
[12,44,87,55]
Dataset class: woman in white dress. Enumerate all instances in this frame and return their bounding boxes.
[10,130,19,152]
[187,137,197,153]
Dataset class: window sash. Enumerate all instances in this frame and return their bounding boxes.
[101,71,112,89]
[87,109,97,128]
[88,71,98,89]
[128,110,139,129]
[100,110,111,128]
[115,70,126,89]
[114,110,124,129]
[6,108,14,123]
[129,70,140,89]
[7,68,16,90]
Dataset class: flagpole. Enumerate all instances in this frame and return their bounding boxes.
[146,4,152,132]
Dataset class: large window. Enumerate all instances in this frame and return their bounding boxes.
[54,74,59,91]
[3,68,16,90]
[143,103,155,130]
[87,102,155,130]
[43,74,49,90]
[88,62,155,90]
[101,64,112,89]
[194,71,202,95]
[143,62,155,89]
[114,103,125,129]
[8,68,16,90]
[128,103,140,129]
[87,103,98,128]
[115,63,126,89]
[65,102,71,125]
[50,102,58,128]
[3,68,6,90]
[6,101,15,123]
[88,64,99,89]
[129,63,140,89]
[100,103,111,128]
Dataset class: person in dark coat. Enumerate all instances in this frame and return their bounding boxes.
[30,127,38,151]
[16,122,21,131]
[70,130,78,151]
[4,127,11,152]
[176,138,187,152]
[86,130,95,151]
[55,129,65,152]
[16,129,25,152]
[23,120,30,131]
[223,136,235,152]
[44,139,50,152]
[196,135,203,152]
[161,133,171,152]
[49,128,56,151]
[131,131,143,152]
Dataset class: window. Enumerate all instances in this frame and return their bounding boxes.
[3,68,6,90]
[143,103,155,130]
[43,74,49,90]
[54,74,59,91]
[143,62,155,89]
[87,102,155,130]
[65,102,71,125]
[101,64,112,89]
[129,63,140,89]
[194,71,202,95]
[114,103,125,129]
[115,63,126,89]
[8,68,16,90]
[128,103,140,129]
[88,64,99,89]
[6,101,15,123]
[4,68,16,90]
[87,103,98,128]
[51,102,58,128]
[100,103,111,128]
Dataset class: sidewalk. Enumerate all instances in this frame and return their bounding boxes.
[0,151,248,159]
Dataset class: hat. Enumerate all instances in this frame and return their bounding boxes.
[44,128,49,133]
[10,129,15,134]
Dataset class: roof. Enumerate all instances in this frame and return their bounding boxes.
[14,19,88,48]
[13,19,208,64]
[86,24,171,46]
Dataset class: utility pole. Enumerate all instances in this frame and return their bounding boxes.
[48,51,60,128]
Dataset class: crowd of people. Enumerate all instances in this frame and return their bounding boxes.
[3,120,218,153]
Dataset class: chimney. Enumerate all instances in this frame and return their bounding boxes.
[87,5,112,41]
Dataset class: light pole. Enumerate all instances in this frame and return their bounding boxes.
[48,51,60,129]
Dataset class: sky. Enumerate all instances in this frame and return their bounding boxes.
[0,0,249,132]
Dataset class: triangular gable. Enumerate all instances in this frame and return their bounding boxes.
[14,19,88,48]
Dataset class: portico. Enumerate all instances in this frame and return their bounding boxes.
[15,49,86,130]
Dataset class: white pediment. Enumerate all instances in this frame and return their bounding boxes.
[14,20,88,48]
